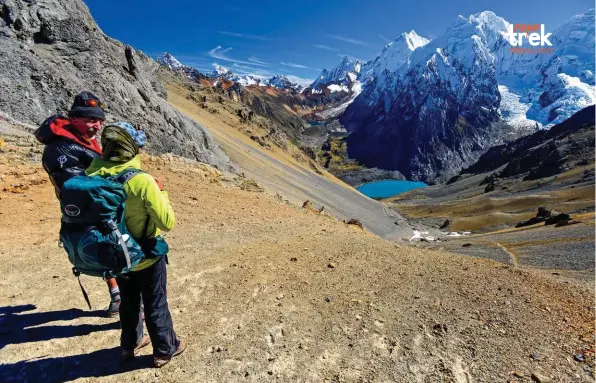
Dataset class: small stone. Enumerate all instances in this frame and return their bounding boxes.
[155,371,160,377]
[325,297,332,302]
[290,257,297,262]
[573,353,585,362]
[267,371,273,375]
[327,263,336,269]
[512,371,524,378]
[530,352,542,361]
[531,372,549,382]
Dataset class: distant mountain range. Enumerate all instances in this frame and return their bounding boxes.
[157,9,594,183]
[157,53,303,93]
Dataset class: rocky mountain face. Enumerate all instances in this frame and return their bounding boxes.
[462,105,595,181]
[0,0,233,171]
[338,9,595,182]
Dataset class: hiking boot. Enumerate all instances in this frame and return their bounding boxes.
[107,299,120,318]
[153,339,187,368]
[121,335,151,360]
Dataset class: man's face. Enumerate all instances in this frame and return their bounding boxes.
[70,117,103,138]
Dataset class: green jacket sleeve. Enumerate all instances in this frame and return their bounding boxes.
[139,174,176,232]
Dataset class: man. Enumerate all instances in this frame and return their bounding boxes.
[34,91,121,317]
[86,122,186,367]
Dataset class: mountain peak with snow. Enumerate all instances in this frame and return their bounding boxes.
[212,64,234,80]
[401,30,429,51]
[157,52,184,70]
[309,55,362,92]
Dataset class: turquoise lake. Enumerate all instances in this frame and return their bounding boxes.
[356,180,428,199]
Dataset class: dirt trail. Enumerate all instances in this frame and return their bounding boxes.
[0,136,594,382]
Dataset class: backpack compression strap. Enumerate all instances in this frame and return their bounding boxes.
[111,168,145,185]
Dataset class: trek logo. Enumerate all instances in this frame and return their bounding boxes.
[504,24,555,55]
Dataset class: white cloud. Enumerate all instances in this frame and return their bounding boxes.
[280,61,309,69]
[208,46,269,67]
[220,31,279,41]
[329,34,367,46]
[248,56,269,65]
[314,44,338,51]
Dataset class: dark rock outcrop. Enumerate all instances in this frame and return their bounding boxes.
[0,0,234,172]
[338,168,405,187]
[464,105,595,180]
[545,213,571,226]
[515,208,573,228]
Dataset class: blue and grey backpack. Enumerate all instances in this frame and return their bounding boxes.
[59,169,148,307]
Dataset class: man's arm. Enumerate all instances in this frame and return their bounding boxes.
[42,143,89,193]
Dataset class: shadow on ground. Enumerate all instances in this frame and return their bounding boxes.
[0,348,153,383]
[0,305,151,383]
[0,305,117,349]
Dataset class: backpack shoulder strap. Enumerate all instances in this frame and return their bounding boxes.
[110,168,146,185]
[110,168,152,239]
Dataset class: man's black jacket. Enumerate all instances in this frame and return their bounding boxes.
[34,115,101,197]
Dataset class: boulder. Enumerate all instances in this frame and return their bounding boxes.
[545,213,571,225]
[536,207,552,218]
[515,217,545,228]
[439,220,450,229]
[345,219,364,230]
[554,219,580,227]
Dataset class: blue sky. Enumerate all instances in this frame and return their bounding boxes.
[84,0,593,85]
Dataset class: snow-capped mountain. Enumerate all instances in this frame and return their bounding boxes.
[157,52,184,70]
[308,56,362,93]
[234,74,262,86]
[156,52,208,83]
[265,75,303,92]
[212,64,234,80]
[360,30,429,85]
[339,9,595,182]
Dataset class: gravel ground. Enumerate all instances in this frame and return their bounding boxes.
[1,138,594,382]
[515,242,595,270]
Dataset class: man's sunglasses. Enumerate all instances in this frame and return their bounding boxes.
[84,99,106,110]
